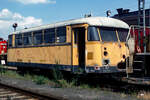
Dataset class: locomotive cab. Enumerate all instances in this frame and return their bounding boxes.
[84,26,129,73]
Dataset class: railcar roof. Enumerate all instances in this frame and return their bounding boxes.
[12,17,129,34]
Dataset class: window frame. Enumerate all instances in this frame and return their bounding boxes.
[23,32,33,46]
[8,35,13,47]
[33,30,43,45]
[117,28,129,42]
[56,26,66,43]
[99,27,119,42]
[87,26,100,42]
[44,28,56,44]
[15,34,23,47]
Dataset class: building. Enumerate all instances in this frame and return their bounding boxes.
[113,8,150,26]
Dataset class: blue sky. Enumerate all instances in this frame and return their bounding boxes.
[0,0,150,39]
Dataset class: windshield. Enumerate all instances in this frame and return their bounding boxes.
[88,26,100,41]
[99,27,118,42]
[117,29,129,42]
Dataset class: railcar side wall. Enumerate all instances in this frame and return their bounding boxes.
[7,45,71,67]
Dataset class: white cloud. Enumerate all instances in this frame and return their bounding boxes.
[15,0,56,4]
[0,9,12,19]
[0,9,43,39]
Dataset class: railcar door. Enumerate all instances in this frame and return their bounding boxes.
[72,27,85,70]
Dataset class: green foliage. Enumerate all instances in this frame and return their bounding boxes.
[57,79,77,88]
[52,68,63,81]
[0,66,6,75]
[79,84,91,89]
[24,73,51,85]
[0,69,50,85]
[33,75,48,85]
[24,73,33,80]
[0,70,22,79]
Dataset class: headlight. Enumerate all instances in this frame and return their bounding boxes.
[102,59,110,66]
[104,51,108,56]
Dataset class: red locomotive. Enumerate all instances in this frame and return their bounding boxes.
[130,26,150,53]
[0,38,7,65]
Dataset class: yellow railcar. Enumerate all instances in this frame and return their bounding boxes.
[7,17,129,74]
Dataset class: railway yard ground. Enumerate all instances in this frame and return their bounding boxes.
[0,66,149,100]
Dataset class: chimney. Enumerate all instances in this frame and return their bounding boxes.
[117,8,123,15]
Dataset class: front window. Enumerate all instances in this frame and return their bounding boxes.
[99,27,118,42]
[117,29,129,42]
[88,26,100,41]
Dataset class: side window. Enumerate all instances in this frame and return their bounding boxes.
[33,30,43,45]
[88,26,100,41]
[23,33,32,45]
[74,29,78,44]
[56,27,66,43]
[15,34,23,47]
[8,35,12,47]
[44,28,55,43]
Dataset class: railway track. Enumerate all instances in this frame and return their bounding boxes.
[0,87,37,100]
[0,66,17,71]
[0,85,42,100]
[0,83,58,100]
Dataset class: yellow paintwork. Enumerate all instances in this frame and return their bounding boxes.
[101,42,128,66]
[66,26,72,43]
[7,46,71,65]
[86,42,102,66]
[85,42,129,67]
[12,34,15,47]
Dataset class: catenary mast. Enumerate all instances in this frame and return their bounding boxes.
[138,0,146,52]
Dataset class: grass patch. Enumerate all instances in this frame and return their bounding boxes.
[0,70,22,79]
[79,84,91,89]
[0,69,55,85]
[52,67,63,81]
[56,79,76,88]
[33,75,49,85]
[0,66,93,89]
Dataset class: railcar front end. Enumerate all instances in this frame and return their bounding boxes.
[83,27,129,74]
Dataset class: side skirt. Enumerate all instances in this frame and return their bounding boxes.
[7,62,124,74]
